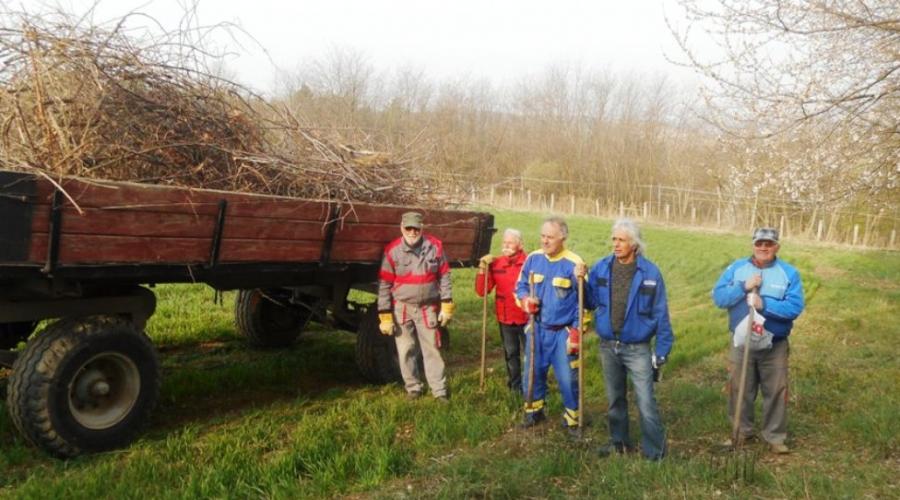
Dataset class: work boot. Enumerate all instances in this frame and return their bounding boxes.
[406,391,422,401]
[769,442,790,454]
[519,410,546,429]
[596,442,628,457]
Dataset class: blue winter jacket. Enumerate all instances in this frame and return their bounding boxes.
[584,255,674,358]
[711,257,804,338]
[515,249,584,328]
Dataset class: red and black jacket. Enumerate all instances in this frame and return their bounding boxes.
[475,251,528,325]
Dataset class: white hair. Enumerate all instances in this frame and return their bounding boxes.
[612,218,645,255]
[503,228,523,243]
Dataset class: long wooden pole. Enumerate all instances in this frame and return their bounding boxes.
[577,275,585,438]
[525,272,536,408]
[479,266,489,391]
[732,287,757,448]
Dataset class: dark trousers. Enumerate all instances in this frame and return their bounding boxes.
[499,323,525,390]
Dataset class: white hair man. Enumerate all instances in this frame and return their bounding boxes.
[579,218,674,460]
[475,228,529,391]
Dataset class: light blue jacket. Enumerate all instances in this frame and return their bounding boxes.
[712,257,804,338]
[584,255,674,358]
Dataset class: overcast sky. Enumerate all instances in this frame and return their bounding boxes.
[54,0,701,94]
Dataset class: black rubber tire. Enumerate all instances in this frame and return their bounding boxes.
[0,321,38,350]
[235,289,311,348]
[355,308,402,384]
[6,316,160,458]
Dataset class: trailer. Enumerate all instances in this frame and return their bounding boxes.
[0,170,494,457]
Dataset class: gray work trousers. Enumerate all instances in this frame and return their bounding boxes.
[729,339,789,444]
[393,302,447,397]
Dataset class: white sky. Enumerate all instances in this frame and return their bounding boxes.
[53,0,700,94]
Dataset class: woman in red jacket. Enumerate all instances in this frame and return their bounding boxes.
[475,228,529,391]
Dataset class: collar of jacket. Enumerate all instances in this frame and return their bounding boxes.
[501,250,526,267]
[402,236,425,252]
[749,255,778,269]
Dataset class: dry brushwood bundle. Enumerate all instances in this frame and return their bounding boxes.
[0,7,441,205]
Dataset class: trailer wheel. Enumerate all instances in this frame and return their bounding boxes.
[355,308,402,384]
[0,321,37,349]
[7,316,160,458]
[235,289,311,348]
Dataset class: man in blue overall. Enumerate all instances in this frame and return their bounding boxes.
[515,216,584,436]
[712,227,804,454]
[580,218,673,460]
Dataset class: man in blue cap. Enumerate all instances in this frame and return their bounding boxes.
[712,227,805,454]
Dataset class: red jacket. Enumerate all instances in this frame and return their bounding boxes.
[475,251,528,325]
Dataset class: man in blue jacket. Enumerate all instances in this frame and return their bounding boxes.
[712,227,804,454]
[579,219,673,460]
[515,216,584,435]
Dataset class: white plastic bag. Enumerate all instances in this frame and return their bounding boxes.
[733,307,774,350]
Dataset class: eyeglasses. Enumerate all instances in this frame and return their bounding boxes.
[754,240,776,248]
[403,226,421,232]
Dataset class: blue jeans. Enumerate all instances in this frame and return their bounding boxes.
[599,340,666,459]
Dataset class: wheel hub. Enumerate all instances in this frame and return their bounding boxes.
[68,352,140,430]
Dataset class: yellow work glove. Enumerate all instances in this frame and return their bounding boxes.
[437,302,455,326]
[378,313,394,335]
[478,254,494,270]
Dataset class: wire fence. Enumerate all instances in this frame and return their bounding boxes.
[445,176,899,250]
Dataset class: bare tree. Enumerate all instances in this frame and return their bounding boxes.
[669,0,899,207]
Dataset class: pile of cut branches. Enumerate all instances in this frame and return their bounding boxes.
[0,6,439,205]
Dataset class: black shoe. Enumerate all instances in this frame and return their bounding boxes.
[597,442,628,457]
[519,410,546,429]
[407,391,422,400]
[564,425,582,440]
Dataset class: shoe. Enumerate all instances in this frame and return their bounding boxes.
[564,425,582,439]
[435,395,450,404]
[597,442,628,457]
[721,435,755,449]
[406,391,422,400]
[769,442,790,454]
[519,410,546,429]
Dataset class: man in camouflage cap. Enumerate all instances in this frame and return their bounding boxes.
[377,212,455,402]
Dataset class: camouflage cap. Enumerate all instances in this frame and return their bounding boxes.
[401,211,424,229]
[752,227,779,243]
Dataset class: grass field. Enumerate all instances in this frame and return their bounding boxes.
[1,210,898,499]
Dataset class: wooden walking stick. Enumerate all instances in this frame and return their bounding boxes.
[479,264,490,391]
[577,274,585,438]
[732,287,758,449]
[525,272,537,409]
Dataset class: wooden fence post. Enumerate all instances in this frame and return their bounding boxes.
[570,195,575,214]
[817,219,824,241]
[508,190,513,208]
[779,215,785,238]
[595,198,600,217]
[853,224,860,246]
[891,229,897,248]
[665,204,670,222]
[619,201,624,218]
[691,206,697,225]
[643,202,649,219]
[550,193,556,212]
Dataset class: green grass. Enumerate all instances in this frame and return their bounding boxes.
[1,210,898,498]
